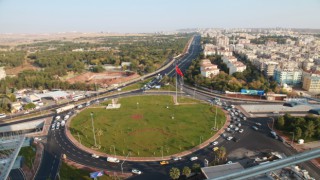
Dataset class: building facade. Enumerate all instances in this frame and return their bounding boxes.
[274,69,302,86]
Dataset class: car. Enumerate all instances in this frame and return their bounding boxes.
[95,100,100,104]
[77,105,83,109]
[173,157,182,161]
[211,141,218,146]
[229,124,234,128]
[55,116,61,120]
[237,123,241,127]
[160,161,169,165]
[252,126,259,131]
[233,137,240,142]
[227,137,233,141]
[239,129,244,133]
[226,161,233,164]
[234,127,239,131]
[132,169,142,175]
[221,133,227,138]
[226,128,231,132]
[213,147,219,151]
[91,154,99,158]
[64,115,70,120]
[104,98,108,101]
[56,124,60,129]
[243,117,247,121]
[255,122,262,126]
[34,137,42,141]
[190,156,198,161]
[51,124,55,130]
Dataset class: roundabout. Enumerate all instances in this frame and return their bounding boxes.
[68,95,226,158]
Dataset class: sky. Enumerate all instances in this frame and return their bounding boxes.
[0,0,319,33]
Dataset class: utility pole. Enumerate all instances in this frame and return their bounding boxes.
[121,152,131,174]
[90,112,97,147]
[214,105,218,130]
[111,145,116,157]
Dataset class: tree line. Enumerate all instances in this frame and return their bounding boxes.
[277,113,320,141]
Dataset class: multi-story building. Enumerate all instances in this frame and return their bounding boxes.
[229,61,247,75]
[262,61,278,77]
[200,59,220,78]
[302,72,320,93]
[274,68,302,86]
[203,44,216,57]
[216,36,229,47]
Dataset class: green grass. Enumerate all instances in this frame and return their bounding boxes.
[18,146,36,169]
[70,95,226,157]
[60,162,113,180]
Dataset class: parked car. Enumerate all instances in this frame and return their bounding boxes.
[132,169,142,175]
[213,147,219,151]
[226,161,233,164]
[239,129,244,133]
[227,137,233,141]
[255,122,262,126]
[190,157,198,161]
[173,157,182,161]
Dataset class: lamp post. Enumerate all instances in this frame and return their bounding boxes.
[121,152,131,174]
[90,112,97,147]
[214,105,218,130]
[161,146,163,159]
[111,145,116,157]
[291,132,295,146]
[271,117,275,130]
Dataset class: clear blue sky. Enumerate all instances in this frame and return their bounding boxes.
[0,0,319,33]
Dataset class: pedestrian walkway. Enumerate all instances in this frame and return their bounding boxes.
[64,106,230,162]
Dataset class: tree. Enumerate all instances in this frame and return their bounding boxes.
[294,127,302,140]
[215,146,227,163]
[192,163,201,173]
[182,166,191,177]
[169,167,180,180]
[23,103,36,110]
[277,116,285,129]
[304,121,316,138]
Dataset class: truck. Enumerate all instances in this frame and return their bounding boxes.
[56,104,75,114]
[107,157,120,163]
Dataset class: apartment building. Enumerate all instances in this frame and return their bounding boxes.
[302,72,320,93]
[274,68,302,86]
[262,61,279,77]
[229,61,247,75]
[203,44,216,57]
[200,59,220,78]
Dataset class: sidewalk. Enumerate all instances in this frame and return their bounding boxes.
[64,106,230,162]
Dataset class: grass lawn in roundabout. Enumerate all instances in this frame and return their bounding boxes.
[70,95,226,157]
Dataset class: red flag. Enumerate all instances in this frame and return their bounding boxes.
[175,65,184,77]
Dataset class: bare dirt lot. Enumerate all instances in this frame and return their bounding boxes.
[66,71,140,87]
[5,60,39,76]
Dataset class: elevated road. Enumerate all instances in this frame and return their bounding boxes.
[214,148,320,180]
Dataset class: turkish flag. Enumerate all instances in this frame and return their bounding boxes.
[175,65,184,77]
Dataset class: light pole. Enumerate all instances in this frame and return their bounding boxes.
[121,152,131,174]
[111,145,116,157]
[291,132,295,146]
[271,117,275,130]
[161,146,163,159]
[214,105,218,130]
[90,112,97,147]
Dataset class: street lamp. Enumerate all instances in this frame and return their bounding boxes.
[271,117,275,130]
[111,145,116,157]
[214,105,218,130]
[161,146,164,159]
[290,132,295,146]
[90,112,97,147]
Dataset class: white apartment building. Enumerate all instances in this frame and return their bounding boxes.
[203,44,216,57]
[274,68,302,86]
[200,59,220,78]
[229,61,247,75]
[216,36,229,47]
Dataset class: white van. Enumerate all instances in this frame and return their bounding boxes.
[0,114,6,118]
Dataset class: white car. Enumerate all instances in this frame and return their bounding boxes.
[243,117,247,121]
[64,115,70,120]
[252,126,259,131]
[77,105,83,109]
[226,161,233,164]
[190,156,198,161]
[239,129,244,133]
[173,157,182,161]
[237,123,241,127]
[255,122,262,126]
[132,169,142,175]
[234,127,239,131]
[227,137,233,141]
[91,154,99,158]
[211,141,218,146]
[55,116,61,120]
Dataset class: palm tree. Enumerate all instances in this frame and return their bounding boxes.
[169,167,180,180]
[182,166,191,177]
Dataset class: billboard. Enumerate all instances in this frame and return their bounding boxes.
[240,89,264,96]
[90,171,104,178]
